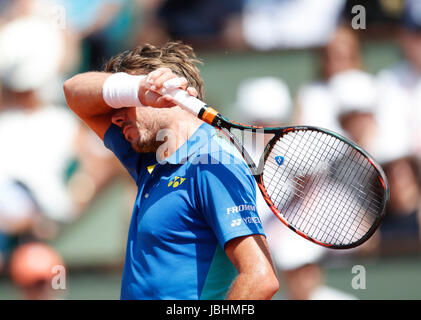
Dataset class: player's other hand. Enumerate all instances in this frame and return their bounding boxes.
[138,67,198,108]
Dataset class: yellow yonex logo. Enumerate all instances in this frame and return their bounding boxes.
[146,165,156,174]
[168,176,186,188]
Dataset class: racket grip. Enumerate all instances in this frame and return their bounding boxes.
[164,88,207,117]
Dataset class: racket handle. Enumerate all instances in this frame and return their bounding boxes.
[162,88,220,125]
[164,88,206,117]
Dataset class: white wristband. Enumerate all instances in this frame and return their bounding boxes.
[102,72,146,108]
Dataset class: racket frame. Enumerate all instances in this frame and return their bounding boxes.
[162,88,390,249]
[208,110,389,249]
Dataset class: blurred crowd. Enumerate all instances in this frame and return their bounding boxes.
[0,0,420,300]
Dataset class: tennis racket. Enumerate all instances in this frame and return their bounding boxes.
[161,88,389,249]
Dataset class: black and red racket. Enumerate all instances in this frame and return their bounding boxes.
[162,89,389,249]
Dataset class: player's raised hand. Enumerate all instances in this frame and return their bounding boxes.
[138,67,198,108]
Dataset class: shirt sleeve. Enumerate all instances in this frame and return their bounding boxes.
[195,156,265,249]
[103,124,142,182]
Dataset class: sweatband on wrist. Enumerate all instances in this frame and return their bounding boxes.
[102,72,146,108]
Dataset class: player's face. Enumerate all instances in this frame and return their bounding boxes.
[111,106,170,153]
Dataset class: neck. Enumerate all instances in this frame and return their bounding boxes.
[156,110,203,162]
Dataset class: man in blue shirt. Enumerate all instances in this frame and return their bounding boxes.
[64,42,279,299]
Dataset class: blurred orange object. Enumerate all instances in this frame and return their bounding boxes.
[9,242,64,288]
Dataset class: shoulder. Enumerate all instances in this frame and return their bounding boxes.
[190,134,255,189]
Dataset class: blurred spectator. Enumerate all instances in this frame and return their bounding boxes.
[334,70,380,155]
[0,16,73,229]
[137,0,245,50]
[267,226,357,300]
[375,0,421,160]
[378,156,421,253]
[0,15,119,264]
[10,242,65,300]
[0,16,65,94]
[332,7,421,254]
[51,0,134,71]
[295,25,364,134]
[0,0,81,103]
[235,77,293,127]
[242,0,346,51]
[330,69,421,256]
[0,0,37,24]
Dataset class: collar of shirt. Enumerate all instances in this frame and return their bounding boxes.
[159,123,217,165]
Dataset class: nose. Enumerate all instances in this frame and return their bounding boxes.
[111,110,127,127]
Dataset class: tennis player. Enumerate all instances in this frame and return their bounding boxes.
[63,42,279,300]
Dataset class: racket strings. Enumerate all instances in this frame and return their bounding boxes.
[265,132,339,234]
[297,148,380,243]
[316,148,364,242]
[293,134,351,240]
[292,147,380,245]
[284,134,358,241]
[263,130,385,246]
[320,150,373,243]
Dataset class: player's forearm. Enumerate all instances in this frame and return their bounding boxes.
[226,272,279,300]
[63,72,113,119]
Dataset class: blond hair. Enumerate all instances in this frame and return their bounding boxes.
[104,42,204,100]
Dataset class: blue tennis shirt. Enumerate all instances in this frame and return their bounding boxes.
[104,122,265,300]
